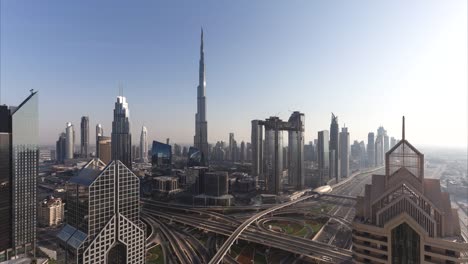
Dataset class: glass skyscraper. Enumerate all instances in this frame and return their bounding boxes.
[57,159,145,263]
[151,141,172,176]
[0,91,38,260]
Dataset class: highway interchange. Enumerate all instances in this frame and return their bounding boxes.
[142,167,384,264]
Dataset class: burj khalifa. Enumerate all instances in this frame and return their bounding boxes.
[194,29,209,164]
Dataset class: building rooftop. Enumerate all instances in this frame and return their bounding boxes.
[68,159,107,186]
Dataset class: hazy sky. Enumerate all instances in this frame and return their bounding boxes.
[1,0,467,148]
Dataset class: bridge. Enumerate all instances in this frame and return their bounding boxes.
[321,193,357,200]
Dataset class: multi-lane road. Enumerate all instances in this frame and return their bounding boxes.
[142,167,384,263]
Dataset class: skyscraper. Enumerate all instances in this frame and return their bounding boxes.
[288,111,305,190]
[240,141,246,163]
[367,132,375,167]
[111,96,132,169]
[251,120,263,181]
[194,29,209,165]
[229,133,235,161]
[97,136,111,164]
[57,159,145,263]
[95,124,103,158]
[0,91,38,259]
[339,126,350,178]
[56,132,66,164]
[317,130,329,186]
[140,126,148,163]
[375,134,384,166]
[329,113,340,181]
[264,117,283,194]
[65,122,75,160]
[80,116,89,158]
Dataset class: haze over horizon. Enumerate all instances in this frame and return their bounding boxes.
[1,0,466,148]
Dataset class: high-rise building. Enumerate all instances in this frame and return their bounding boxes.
[56,132,66,163]
[367,132,375,167]
[240,141,246,163]
[95,124,103,157]
[264,117,284,194]
[229,133,235,161]
[251,120,263,180]
[111,96,132,169]
[317,130,329,186]
[0,91,38,259]
[57,159,145,263]
[353,117,466,263]
[65,122,75,160]
[288,111,305,190]
[252,112,305,193]
[339,126,350,178]
[329,113,340,181]
[390,136,397,149]
[80,116,89,158]
[151,141,172,176]
[97,136,111,164]
[375,134,384,166]
[194,29,209,165]
[140,126,148,162]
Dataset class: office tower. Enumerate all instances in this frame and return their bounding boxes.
[329,113,340,181]
[140,126,148,162]
[390,136,396,148]
[339,126,350,178]
[359,141,366,168]
[0,91,38,259]
[95,124,103,157]
[246,143,252,162]
[317,130,329,186]
[97,136,111,164]
[375,134,384,166]
[182,146,188,157]
[57,159,145,264]
[152,141,172,176]
[282,147,288,170]
[229,133,235,161]
[80,116,89,158]
[264,117,284,194]
[56,133,66,163]
[384,134,389,153]
[188,147,203,167]
[367,132,375,167]
[194,29,209,165]
[174,144,182,157]
[111,96,132,169]
[350,141,361,171]
[252,112,305,193]
[329,150,335,183]
[240,141,246,163]
[251,120,263,180]
[288,111,305,190]
[353,117,465,263]
[65,122,75,160]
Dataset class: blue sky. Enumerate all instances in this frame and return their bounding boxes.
[1,0,467,148]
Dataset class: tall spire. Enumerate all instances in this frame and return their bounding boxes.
[402,116,405,140]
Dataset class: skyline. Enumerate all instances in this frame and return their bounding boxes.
[1,1,467,148]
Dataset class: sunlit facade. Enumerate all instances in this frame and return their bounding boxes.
[353,118,467,264]
[57,159,145,264]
